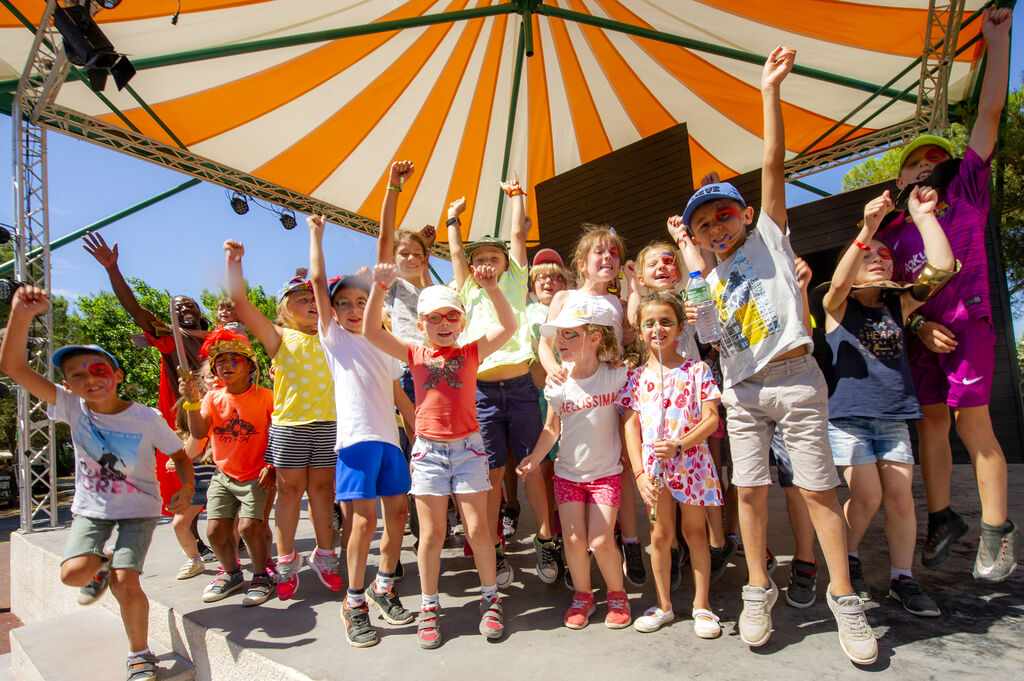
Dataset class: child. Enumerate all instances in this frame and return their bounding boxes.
[681,47,876,664]
[620,292,723,637]
[308,215,417,648]
[446,179,556,587]
[0,286,194,681]
[517,296,630,629]
[224,241,341,600]
[363,262,515,649]
[877,7,1017,581]
[216,299,248,336]
[625,241,700,362]
[180,328,275,607]
[822,187,957,616]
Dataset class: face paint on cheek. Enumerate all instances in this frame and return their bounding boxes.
[87,361,115,390]
[714,203,743,223]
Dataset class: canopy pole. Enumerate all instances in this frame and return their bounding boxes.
[494,20,528,238]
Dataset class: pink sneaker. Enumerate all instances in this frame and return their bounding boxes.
[605,590,631,629]
[564,592,596,629]
[307,551,344,591]
[276,552,300,601]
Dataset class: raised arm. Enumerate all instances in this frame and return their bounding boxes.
[473,264,516,359]
[760,46,795,230]
[363,263,413,362]
[969,7,1012,160]
[378,160,415,264]
[446,197,470,289]
[794,255,814,335]
[307,215,334,335]
[0,286,57,404]
[537,290,569,382]
[179,377,211,440]
[822,191,893,319]
[223,240,284,355]
[902,186,957,317]
[82,232,161,335]
[501,174,528,266]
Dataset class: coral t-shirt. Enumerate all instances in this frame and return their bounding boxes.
[200,384,274,482]
[408,341,480,440]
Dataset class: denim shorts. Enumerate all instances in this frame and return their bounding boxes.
[409,432,492,496]
[476,373,543,470]
[769,430,794,489]
[336,441,412,501]
[62,515,159,573]
[828,417,914,467]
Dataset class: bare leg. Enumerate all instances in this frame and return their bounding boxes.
[707,437,726,548]
[109,569,148,652]
[379,495,409,574]
[273,467,307,557]
[783,487,817,562]
[207,517,238,570]
[523,469,553,538]
[915,403,953,514]
[487,467,505,545]
[457,491,498,586]
[738,485,770,587]
[307,466,338,551]
[172,506,204,560]
[347,498,377,592]
[239,518,268,573]
[649,489,677,613]
[799,488,854,596]
[878,462,916,571]
[839,465,882,552]
[415,495,449,596]
[955,405,1009,526]
[589,502,624,593]
[560,501,592,592]
[679,503,712,612]
[60,554,104,587]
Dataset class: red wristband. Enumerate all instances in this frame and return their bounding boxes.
[854,240,872,251]
[377,281,389,290]
[634,470,644,480]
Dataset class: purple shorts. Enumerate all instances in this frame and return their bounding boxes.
[909,317,995,408]
[553,473,622,508]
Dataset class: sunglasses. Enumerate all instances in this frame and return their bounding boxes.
[534,273,565,283]
[424,310,463,324]
[557,328,581,340]
[641,318,677,330]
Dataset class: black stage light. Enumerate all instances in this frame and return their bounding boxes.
[0,226,10,245]
[280,211,297,230]
[111,55,136,91]
[229,192,249,215]
[0,278,25,305]
[87,67,107,92]
[53,4,134,92]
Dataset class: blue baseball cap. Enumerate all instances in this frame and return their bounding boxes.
[682,182,746,228]
[327,275,370,301]
[52,344,120,372]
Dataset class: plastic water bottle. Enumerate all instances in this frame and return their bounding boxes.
[686,271,721,344]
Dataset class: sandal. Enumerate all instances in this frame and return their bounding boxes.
[693,608,722,639]
[417,607,442,649]
[479,598,505,639]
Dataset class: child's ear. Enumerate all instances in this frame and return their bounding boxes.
[895,177,906,190]
[743,206,756,225]
[113,369,124,385]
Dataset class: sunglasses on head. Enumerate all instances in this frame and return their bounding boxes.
[424,310,462,324]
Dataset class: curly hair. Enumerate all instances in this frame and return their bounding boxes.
[582,323,620,364]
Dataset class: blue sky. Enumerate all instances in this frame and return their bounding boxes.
[2,13,1023,325]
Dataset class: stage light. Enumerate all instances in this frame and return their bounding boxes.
[53,4,135,92]
[229,192,249,215]
[280,211,297,230]
[0,226,10,245]
[111,55,135,91]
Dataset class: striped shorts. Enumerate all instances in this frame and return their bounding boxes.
[267,421,338,469]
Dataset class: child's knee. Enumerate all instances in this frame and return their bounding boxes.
[238,518,262,539]
[649,524,673,548]
[109,569,142,598]
[588,532,613,553]
[60,558,97,587]
[207,520,231,544]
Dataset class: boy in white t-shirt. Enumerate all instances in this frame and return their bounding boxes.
[0,286,193,681]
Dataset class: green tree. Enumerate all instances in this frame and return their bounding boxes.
[199,283,276,387]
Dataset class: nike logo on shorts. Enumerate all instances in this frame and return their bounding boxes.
[960,376,983,385]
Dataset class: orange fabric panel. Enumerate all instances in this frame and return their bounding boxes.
[525,12,553,247]
[687,138,736,188]
[94,0,439,146]
[254,0,470,195]
[1,0,271,27]
[546,15,611,163]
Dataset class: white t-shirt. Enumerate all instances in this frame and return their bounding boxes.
[544,364,628,482]
[48,386,183,520]
[320,322,403,450]
[385,277,425,346]
[706,211,811,388]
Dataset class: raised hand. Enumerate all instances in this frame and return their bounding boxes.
[448,197,467,221]
[666,215,687,245]
[306,214,326,236]
[353,266,372,284]
[471,263,498,289]
[500,172,525,197]
[862,190,893,234]
[223,239,245,262]
[389,160,414,187]
[418,224,436,248]
[761,45,796,91]
[372,262,398,289]
[793,255,812,292]
[908,186,938,221]
[700,171,721,187]
[82,232,118,269]
[981,6,1012,45]
[11,285,50,317]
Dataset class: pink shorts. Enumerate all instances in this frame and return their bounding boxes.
[909,317,994,408]
[553,473,622,508]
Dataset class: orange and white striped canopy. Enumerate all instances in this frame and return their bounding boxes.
[0,1,988,245]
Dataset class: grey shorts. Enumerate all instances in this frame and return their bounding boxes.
[722,354,840,491]
[206,470,269,520]
[62,515,159,573]
[410,432,492,497]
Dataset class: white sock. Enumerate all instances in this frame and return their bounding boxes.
[346,589,366,607]
[481,584,499,603]
[276,551,297,564]
[421,593,440,611]
[622,536,639,545]
[128,649,150,658]
[890,567,912,581]
[315,547,335,558]
[848,551,859,559]
[375,572,394,593]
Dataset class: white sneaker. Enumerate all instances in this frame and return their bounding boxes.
[496,548,514,589]
[692,608,721,639]
[826,587,878,665]
[739,579,778,646]
[633,606,675,633]
[176,558,205,580]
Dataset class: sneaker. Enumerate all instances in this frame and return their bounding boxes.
[709,537,738,584]
[496,547,514,588]
[176,558,205,580]
[368,585,415,625]
[276,553,301,600]
[692,608,722,639]
[620,541,646,587]
[307,551,344,591]
[889,575,940,617]
[848,556,871,601]
[738,579,778,647]
[417,606,442,649]
[564,592,596,629]
[342,601,380,648]
[125,652,158,681]
[534,536,560,584]
[265,558,278,582]
[633,606,674,633]
[729,532,744,557]
[197,541,217,563]
[479,598,505,639]
[922,511,969,568]
[786,559,818,608]
[502,506,520,540]
[973,522,1020,583]
[826,588,878,665]
[766,546,777,574]
[202,569,245,603]
[242,574,274,607]
[605,590,631,629]
[394,559,405,583]
[77,564,111,605]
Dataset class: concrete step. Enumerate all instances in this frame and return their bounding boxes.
[0,654,15,681]
[10,609,192,681]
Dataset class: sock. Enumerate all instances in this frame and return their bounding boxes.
[480,584,499,603]
[276,551,298,564]
[622,536,639,545]
[421,593,440,611]
[890,567,912,581]
[847,551,859,560]
[228,568,242,577]
[928,506,954,526]
[128,649,150,658]
[375,571,395,593]
[980,519,1014,551]
[536,535,552,544]
[346,588,366,607]
[793,558,817,570]
[315,547,335,558]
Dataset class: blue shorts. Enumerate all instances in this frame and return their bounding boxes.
[769,430,794,488]
[476,373,543,470]
[827,417,914,468]
[537,391,559,463]
[335,441,412,501]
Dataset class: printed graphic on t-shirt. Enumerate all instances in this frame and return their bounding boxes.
[423,354,464,390]
[75,425,154,497]
[857,315,903,361]
[714,250,780,356]
[213,408,258,442]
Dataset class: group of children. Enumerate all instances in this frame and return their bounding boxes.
[0,7,1019,679]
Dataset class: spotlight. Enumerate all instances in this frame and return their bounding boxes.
[0,226,11,245]
[280,211,297,230]
[110,55,135,91]
[229,192,249,215]
[0,278,24,305]
[53,5,135,92]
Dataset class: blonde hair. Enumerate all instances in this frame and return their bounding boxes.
[572,223,626,282]
[583,323,619,364]
[395,230,429,257]
[635,241,682,288]
[275,297,302,329]
[529,262,572,289]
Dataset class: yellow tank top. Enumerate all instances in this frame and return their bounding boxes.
[271,328,336,425]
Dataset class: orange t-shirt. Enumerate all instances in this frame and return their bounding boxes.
[200,384,274,482]
[408,341,480,440]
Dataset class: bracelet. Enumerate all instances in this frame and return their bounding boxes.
[181,400,201,411]
[506,188,525,197]
[180,483,194,490]
[386,184,402,193]
[675,442,681,456]
[634,470,645,480]
[854,240,872,251]
[377,281,389,290]
[446,216,461,227]
[906,313,927,334]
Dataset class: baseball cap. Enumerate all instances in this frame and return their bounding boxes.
[327,275,370,301]
[532,248,564,268]
[898,134,954,171]
[276,274,312,302]
[540,296,617,337]
[682,182,746,228]
[417,285,465,317]
[52,344,120,372]
[464,235,509,260]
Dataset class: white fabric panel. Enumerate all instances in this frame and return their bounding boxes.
[537,17,582,174]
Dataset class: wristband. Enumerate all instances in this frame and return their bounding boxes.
[446,216,461,227]
[906,313,927,334]
[675,442,681,457]
[634,470,644,480]
[386,184,402,193]
[854,240,872,251]
[377,281,389,290]
[181,400,201,411]
[180,483,194,491]
[506,188,525,197]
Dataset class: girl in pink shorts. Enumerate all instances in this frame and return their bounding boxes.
[517,295,630,630]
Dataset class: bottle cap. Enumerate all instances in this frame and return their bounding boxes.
[689,271,700,278]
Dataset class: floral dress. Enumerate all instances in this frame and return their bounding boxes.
[616,359,723,506]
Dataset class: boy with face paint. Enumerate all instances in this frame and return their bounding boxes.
[1,286,194,681]
[876,8,1018,583]
[680,47,876,665]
